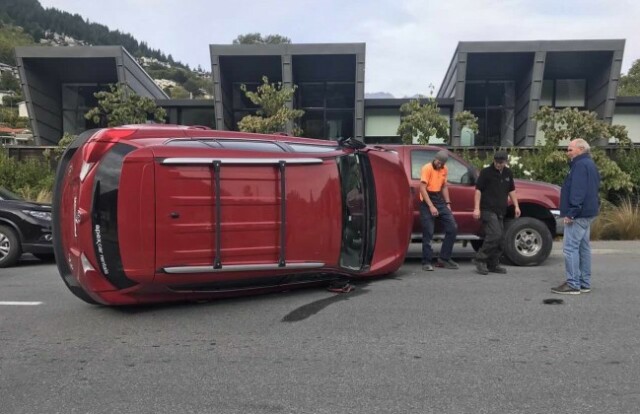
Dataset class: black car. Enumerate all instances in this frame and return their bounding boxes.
[0,187,53,267]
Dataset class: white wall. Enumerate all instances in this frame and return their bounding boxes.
[613,107,640,143]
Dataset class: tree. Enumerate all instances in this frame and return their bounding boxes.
[533,106,633,196]
[618,59,640,96]
[167,85,190,99]
[84,83,166,127]
[232,33,291,45]
[0,72,21,93]
[237,76,304,135]
[397,94,478,145]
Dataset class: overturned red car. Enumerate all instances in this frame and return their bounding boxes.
[53,125,412,305]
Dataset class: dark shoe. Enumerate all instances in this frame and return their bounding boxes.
[422,264,434,271]
[580,286,591,293]
[436,258,459,269]
[488,265,507,274]
[474,259,488,275]
[551,282,580,295]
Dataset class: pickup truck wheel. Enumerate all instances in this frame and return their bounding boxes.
[503,217,552,266]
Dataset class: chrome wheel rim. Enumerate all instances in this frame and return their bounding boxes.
[514,228,542,257]
[0,233,10,261]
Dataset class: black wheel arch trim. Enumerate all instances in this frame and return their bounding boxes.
[52,130,101,305]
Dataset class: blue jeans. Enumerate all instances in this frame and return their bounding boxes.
[420,198,457,264]
[563,217,595,289]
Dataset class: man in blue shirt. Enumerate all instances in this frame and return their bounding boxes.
[552,139,601,295]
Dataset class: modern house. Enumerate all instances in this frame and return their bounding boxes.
[210,43,365,140]
[15,40,640,146]
[15,46,167,145]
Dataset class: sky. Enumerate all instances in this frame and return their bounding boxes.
[38,0,640,98]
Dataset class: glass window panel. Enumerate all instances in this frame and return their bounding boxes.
[326,111,354,140]
[410,150,436,180]
[232,83,258,109]
[298,83,324,108]
[485,83,506,106]
[300,111,325,139]
[556,79,586,107]
[180,108,215,128]
[326,83,355,108]
[464,83,486,108]
[541,80,554,106]
[445,157,473,185]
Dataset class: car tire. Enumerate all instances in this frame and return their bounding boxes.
[0,225,21,268]
[503,217,552,266]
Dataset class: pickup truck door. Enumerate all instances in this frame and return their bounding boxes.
[409,149,482,237]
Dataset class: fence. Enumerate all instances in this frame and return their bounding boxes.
[3,145,58,169]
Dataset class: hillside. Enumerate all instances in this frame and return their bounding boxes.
[0,23,34,65]
[0,0,212,98]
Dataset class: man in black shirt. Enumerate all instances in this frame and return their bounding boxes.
[473,151,521,275]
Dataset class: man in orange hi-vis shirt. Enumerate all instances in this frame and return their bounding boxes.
[419,150,458,271]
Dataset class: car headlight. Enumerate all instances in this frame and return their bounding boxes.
[22,210,52,221]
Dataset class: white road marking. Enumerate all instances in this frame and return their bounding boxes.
[0,301,43,306]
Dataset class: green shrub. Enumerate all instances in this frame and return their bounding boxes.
[0,149,54,202]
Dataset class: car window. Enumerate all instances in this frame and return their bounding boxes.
[218,140,285,152]
[337,154,366,270]
[410,150,473,185]
[288,143,339,153]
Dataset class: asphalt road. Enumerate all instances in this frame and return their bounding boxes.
[1,241,640,414]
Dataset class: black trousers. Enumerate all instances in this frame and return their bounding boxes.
[475,211,504,267]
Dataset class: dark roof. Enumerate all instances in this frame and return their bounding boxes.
[615,96,640,106]
[365,98,454,108]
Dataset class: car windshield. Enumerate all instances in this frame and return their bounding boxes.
[337,153,375,271]
[0,187,23,201]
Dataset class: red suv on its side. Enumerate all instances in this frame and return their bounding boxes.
[53,126,412,306]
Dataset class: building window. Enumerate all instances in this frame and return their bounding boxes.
[180,108,215,129]
[556,79,586,107]
[297,81,355,140]
[540,79,586,108]
[61,83,106,134]
[464,81,515,146]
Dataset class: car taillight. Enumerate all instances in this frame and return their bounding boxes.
[82,141,108,163]
[81,129,136,164]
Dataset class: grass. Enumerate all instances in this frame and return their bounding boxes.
[17,187,52,204]
[591,198,640,240]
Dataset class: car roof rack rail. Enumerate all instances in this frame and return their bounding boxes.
[161,157,324,270]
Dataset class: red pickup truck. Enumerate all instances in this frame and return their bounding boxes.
[381,145,563,266]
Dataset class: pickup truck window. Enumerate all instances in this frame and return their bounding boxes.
[410,150,473,185]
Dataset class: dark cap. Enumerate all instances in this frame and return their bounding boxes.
[434,150,449,163]
[494,151,508,162]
